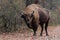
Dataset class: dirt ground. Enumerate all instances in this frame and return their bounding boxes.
[0,26,60,40]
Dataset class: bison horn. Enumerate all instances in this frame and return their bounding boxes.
[20,10,26,15]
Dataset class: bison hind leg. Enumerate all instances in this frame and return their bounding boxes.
[45,19,49,36]
[40,23,44,36]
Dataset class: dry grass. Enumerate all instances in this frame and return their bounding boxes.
[0,26,60,40]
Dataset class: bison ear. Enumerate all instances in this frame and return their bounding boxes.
[31,11,34,17]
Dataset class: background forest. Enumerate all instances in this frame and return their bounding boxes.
[0,0,60,32]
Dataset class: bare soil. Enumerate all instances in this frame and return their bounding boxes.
[0,26,60,40]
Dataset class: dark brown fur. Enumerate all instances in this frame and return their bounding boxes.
[21,4,50,36]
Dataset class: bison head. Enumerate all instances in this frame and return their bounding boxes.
[20,11,34,24]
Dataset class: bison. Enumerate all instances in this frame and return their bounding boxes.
[20,4,50,36]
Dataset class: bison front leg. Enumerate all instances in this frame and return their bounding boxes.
[33,27,38,36]
[32,24,38,36]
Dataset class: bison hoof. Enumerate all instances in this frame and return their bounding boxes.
[46,34,49,36]
[40,33,43,36]
[40,34,42,36]
[33,34,36,36]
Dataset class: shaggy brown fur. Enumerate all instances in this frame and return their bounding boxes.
[21,4,50,36]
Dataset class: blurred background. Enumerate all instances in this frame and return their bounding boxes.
[0,0,60,32]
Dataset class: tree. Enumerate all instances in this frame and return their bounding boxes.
[26,0,39,7]
[41,0,46,8]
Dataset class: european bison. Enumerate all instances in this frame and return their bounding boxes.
[21,4,50,36]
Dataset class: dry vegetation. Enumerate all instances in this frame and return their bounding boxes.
[0,0,60,32]
[0,26,60,40]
